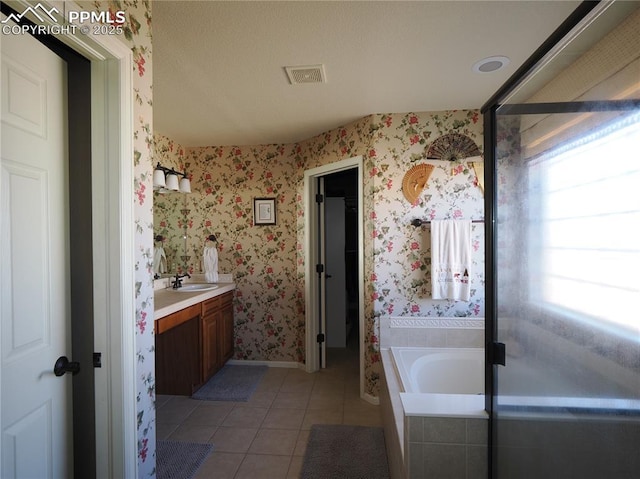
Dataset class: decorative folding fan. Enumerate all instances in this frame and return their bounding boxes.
[426,133,481,161]
[402,163,435,205]
[471,161,484,194]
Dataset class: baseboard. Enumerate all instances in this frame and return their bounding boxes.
[227,359,300,369]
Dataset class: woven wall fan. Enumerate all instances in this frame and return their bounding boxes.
[426,133,481,161]
[402,163,434,205]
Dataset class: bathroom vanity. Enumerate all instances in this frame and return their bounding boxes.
[154,282,235,395]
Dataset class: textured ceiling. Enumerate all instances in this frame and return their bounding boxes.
[153,1,581,147]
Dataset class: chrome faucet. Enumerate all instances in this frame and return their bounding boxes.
[171,273,191,289]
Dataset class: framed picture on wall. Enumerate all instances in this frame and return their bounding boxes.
[253,197,276,225]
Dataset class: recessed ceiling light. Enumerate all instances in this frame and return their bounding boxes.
[473,56,510,73]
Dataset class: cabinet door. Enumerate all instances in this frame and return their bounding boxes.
[201,312,220,382]
[155,305,201,395]
[220,293,234,362]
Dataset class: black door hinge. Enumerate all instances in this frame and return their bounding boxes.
[316,264,324,274]
[317,333,325,343]
[492,342,506,366]
[315,193,324,203]
[93,352,102,368]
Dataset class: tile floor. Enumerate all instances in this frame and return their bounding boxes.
[156,347,383,479]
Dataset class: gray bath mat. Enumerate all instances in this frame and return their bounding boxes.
[156,440,213,479]
[301,424,390,479]
[192,364,267,401]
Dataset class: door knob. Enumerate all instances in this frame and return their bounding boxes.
[54,356,80,376]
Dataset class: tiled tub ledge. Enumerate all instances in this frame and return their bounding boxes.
[380,316,485,350]
[381,347,488,479]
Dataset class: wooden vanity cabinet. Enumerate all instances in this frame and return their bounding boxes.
[155,290,235,396]
[220,292,234,363]
[201,296,222,382]
[201,291,234,382]
[155,303,202,395]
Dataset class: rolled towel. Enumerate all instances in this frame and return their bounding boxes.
[203,244,219,283]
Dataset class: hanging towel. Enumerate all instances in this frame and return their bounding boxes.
[203,243,219,283]
[153,246,167,275]
[430,220,472,301]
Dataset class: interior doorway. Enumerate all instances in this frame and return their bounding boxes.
[0,2,137,476]
[322,169,359,368]
[304,156,366,400]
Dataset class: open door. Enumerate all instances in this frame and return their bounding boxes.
[304,157,365,399]
[324,196,347,349]
[316,176,327,368]
[1,16,74,477]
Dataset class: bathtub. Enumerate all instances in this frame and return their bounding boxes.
[380,347,488,479]
[392,347,484,395]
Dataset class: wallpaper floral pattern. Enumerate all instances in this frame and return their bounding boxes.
[91,1,156,477]
[155,109,484,398]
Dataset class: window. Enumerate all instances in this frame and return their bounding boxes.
[529,113,640,334]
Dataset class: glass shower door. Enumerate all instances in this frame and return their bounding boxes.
[489,2,640,477]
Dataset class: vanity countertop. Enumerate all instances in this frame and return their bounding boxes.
[154,282,235,320]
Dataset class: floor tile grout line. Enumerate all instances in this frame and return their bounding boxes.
[158,344,377,478]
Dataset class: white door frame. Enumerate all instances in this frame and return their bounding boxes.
[304,156,366,400]
[4,1,137,477]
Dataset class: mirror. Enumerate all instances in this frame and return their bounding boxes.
[153,190,188,276]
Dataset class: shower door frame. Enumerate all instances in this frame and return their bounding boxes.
[482,1,640,476]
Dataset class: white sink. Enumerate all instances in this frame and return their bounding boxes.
[175,284,219,292]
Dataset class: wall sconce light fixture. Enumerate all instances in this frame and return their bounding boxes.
[153,162,191,193]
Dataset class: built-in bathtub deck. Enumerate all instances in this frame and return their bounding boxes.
[381,347,488,479]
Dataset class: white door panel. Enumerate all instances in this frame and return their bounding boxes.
[318,178,326,368]
[1,55,47,138]
[325,197,346,348]
[1,16,71,478]
[2,162,49,360]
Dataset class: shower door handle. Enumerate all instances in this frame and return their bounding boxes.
[492,342,506,366]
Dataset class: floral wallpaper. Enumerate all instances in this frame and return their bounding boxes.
[91,0,156,477]
[187,142,305,360]
[366,111,485,320]
[155,109,483,398]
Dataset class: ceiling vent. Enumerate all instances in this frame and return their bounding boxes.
[284,64,326,85]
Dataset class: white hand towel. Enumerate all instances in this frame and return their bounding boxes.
[430,220,471,301]
[153,246,167,275]
[203,244,219,283]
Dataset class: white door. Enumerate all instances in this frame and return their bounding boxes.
[317,177,327,368]
[1,17,72,478]
[325,197,346,348]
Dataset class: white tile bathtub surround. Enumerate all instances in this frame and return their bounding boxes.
[406,416,488,479]
[379,316,485,349]
[380,360,406,479]
[389,317,485,329]
[380,348,488,479]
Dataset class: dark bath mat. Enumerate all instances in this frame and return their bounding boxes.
[301,424,390,479]
[192,364,267,401]
[156,440,213,479]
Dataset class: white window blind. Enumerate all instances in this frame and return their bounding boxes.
[529,113,640,334]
